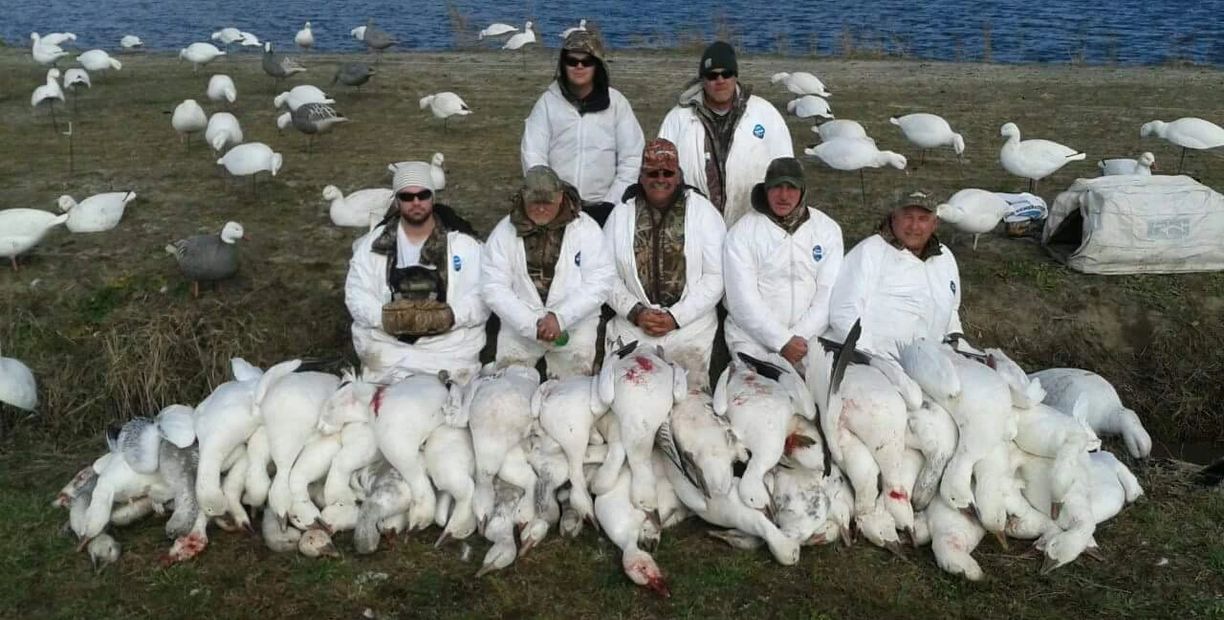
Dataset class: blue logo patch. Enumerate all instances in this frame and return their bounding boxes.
[753,123,765,139]
[574,251,582,266]
[812,245,823,262]
[452,255,462,272]
[950,281,957,294]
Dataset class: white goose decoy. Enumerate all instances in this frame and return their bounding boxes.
[171,99,207,148]
[76,50,122,73]
[212,27,245,46]
[1140,117,1224,173]
[1098,152,1155,176]
[34,32,76,47]
[218,142,284,183]
[1028,368,1152,459]
[430,152,447,190]
[0,208,68,270]
[934,188,1010,250]
[503,21,536,66]
[559,19,588,38]
[771,71,830,97]
[419,92,471,132]
[350,25,367,42]
[804,137,907,203]
[0,345,37,411]
[274,84,334,111]
[812,119,869,142]
[31,68,65,129]
[179,43,226,72]
[58,191,136,233]
[479,23,518,39]
[999,122,1085,192]
[786,95,833,120]
[239,32,262,48]
[322,185,393,228]
[205,112,244,152]
[295,22,315,50]
[120,35,143,50]
[890,113,965,165]
[206,74,237,104]
[30,34,69,66]
[63,68,90,91]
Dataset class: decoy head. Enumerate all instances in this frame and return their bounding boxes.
[220,221,244,243]
[1000,122,1020,139]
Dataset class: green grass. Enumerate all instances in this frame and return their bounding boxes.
[1,48,1223,617]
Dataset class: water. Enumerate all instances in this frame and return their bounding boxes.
[5,0,1224,65]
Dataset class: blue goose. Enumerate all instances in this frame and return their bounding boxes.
[165,221,244,297]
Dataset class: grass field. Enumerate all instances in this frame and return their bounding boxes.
[0,47,1221,618]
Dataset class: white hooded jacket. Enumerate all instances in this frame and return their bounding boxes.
[825,234,963,359]
[481,211,615,339]
[521,82,645,205]
[658,85,793,226]
[345,224,489,382]
[724,207,844,356]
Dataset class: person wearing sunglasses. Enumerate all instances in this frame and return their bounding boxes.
[659,41,793,227]
[344,161,489,384]
[481,166,616,378]
[723,157,844,368]
[603,138,726,388]
[521,30,644,227]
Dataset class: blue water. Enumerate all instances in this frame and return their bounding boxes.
[6,0,1224,65]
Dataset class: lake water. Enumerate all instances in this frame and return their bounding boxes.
[6,0,1224,65]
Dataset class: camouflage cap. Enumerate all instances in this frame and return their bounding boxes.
[641,138,680,172]
[521,165,564,204]
[562,30,605,62]
[894,189,937,212]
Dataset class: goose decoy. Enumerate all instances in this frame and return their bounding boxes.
[361,20,395,63]
[332,62,374,90]
[999,122,1085,192]
[934,188,1009,250]
[559,19,588,39]
[286,102,349,153]
[890,113,965,166]
[58,191,137,233]
[804,138,906,204]
[205,112,244,152]
[771,71,831,97]
[812,119,869,142]
[165,221,244,298]
[1139,117,1224,173]
[419,92,470,132]
[295,22,314,51]
[1098,152,1155,176]
[0,208,69,270]
[120,35,143,50]
[31,68,64,130]
[786,95,833,120]
[76,49,122,73]
[206,74,237,104]
[502,22,536,68]
[263,42,307,85]
[171,99,207,149]
[479,23,518,40]
[179,43,225,72]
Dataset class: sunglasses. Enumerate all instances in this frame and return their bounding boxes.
[397,189,433,202]
[704,69,736,81]
[645,169,676,179]
[564,55,596,68]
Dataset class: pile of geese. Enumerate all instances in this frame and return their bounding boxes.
[54,322,1151,592]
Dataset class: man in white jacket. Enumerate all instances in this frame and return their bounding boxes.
[604,138,726,387]
[724,157,843,365]
[658,41,793,227]
[344,162,489,384]
[521,31,644,226]
[825,191,964,359]
[482,166,615,378]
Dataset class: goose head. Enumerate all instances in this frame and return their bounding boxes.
[419,95,434,110]
[431,152,445,167]
[86,534,121,572]
[881,151,907,170]
[321,185,344,202]
[219,221,244,244]
[269,152,284,176]
[1139,120,1164,138]
[57,195,78,212]
[276,112,291,131]
[952,133,966,156]
[1137,151,1156,171]
[935,201,964,224]
[298,527,339,558]
[47,68,61,81]
[1000,122,1021,140]
[319,373,377,433]
[622,549,669,597]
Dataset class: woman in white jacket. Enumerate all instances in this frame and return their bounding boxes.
[344,162,489,384]
[521,31,644,225]
[658,42,793,227]
[604,139,726,388]
[482,166,615,378]
[724,157,843,365]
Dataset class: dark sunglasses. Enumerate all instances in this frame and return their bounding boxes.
[397,189,433,202]
[564,55,596,68]
[645,169,676,179]
[704,69,736,81]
